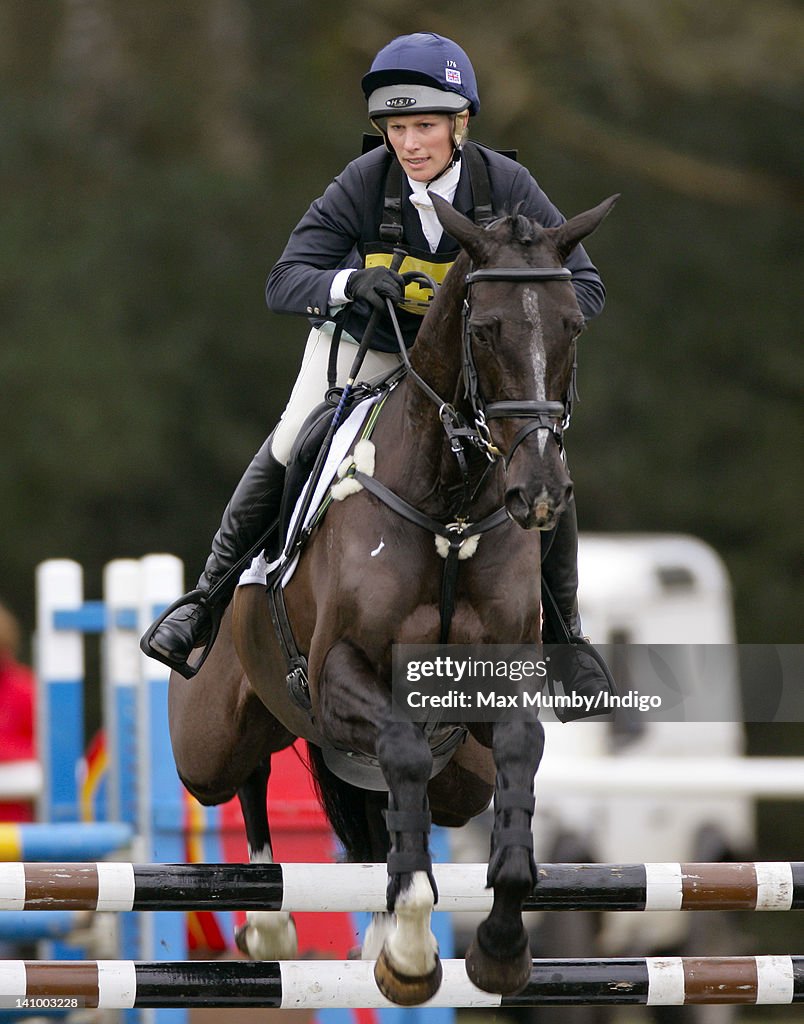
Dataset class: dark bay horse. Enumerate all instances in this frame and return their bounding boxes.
[168,193,617,1005]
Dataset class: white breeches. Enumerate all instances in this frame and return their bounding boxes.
[271,324,402,466]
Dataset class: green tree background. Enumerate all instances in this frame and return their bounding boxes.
[0,0,802,968]
[2,1,800,645]
[1,8,801,707]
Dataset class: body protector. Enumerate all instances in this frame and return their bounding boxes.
[264,147,607,353]
[362,138,500,317]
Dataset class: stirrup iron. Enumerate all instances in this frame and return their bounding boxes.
[139,589,224,680]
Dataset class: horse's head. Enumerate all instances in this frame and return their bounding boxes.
[431,192,617,530]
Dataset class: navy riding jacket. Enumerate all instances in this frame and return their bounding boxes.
[265,143,606,353]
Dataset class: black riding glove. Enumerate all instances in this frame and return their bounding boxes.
[345,267,405,312]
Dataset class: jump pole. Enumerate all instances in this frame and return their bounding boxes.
[0,957,801,1009]
[103,559,143,833]
[0,912,86,943]
[2,861,802,913]
[0,823,132,863]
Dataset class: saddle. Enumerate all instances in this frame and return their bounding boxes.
[273,372,402,560]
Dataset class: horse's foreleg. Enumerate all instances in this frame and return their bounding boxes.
[374,719,442,1006]
[317,643,441,1005]
[233,760,298,961]
[465,712,545,995]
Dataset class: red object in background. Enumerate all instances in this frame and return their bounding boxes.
[219,742,364,959]
[218,744,381,1024]
[0,655,37,822]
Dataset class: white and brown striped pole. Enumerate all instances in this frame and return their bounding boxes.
[1,861,802,914]
[0,957,802,1009]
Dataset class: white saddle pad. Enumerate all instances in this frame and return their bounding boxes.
[238,394,382,589]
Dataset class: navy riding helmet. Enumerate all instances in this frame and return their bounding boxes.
[362,32,480,119]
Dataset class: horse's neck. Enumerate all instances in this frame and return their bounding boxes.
[408,252,468,399]
[389,254,494,514]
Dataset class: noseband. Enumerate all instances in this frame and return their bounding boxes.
[462,266,574,465]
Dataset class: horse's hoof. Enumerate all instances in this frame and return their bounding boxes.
[374,948,443,1006]
[465,936,532,995]
[234,923,249,956]
[234,911,298,960]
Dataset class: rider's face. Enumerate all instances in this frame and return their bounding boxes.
[385,114,454,182]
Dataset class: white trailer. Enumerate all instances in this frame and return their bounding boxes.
[452,533,757,971]
[534,533,754,956]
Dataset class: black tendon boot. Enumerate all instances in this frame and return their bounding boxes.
[540,499,616,722]
[141,433,286,677]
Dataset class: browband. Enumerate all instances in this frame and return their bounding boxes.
[466,267,572,284]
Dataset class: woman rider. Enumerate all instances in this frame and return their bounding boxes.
[141,32,611,694]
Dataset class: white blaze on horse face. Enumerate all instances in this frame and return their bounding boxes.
[522,288,549,456]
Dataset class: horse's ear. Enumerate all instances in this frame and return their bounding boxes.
[548,194,620,261]
[429,192,490,262]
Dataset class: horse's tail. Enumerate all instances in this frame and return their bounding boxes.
[305,743,386,862]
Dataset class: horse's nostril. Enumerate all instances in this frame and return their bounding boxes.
[505,486,531,526]
[564,481,574,504]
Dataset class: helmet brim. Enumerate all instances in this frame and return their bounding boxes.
[367,83,471,120]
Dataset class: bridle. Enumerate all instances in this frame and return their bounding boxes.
[344,260,580,646]
[392,264,576,478]
[461,266,575,466]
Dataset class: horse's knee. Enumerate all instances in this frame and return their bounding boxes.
[377,721,432,784]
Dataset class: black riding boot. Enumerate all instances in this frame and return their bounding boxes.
[541,498,584,641]
[141,433,286,675]
[541,499,616,720]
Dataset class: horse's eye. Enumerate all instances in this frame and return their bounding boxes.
[470,322,497,346]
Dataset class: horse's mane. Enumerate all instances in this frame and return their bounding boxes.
[417,205,549,345]
[488,205,546,247]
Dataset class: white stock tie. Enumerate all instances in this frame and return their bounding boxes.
[407,160,462,253]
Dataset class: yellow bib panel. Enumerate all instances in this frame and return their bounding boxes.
[364,248,456,316]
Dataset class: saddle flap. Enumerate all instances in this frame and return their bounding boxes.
[278,401,339,550]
